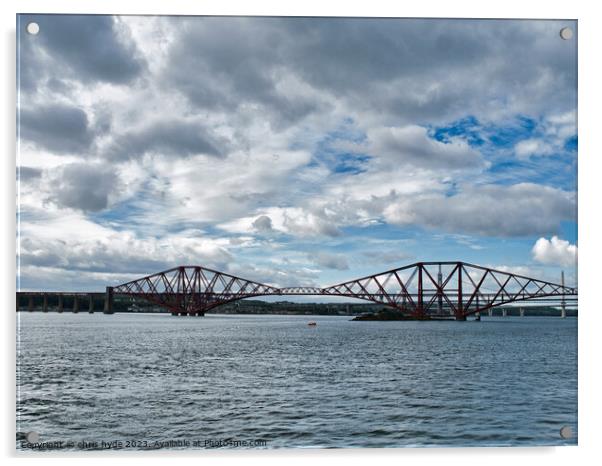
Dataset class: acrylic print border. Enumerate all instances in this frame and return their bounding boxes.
[5,0,596,464]
[15,12,578,451]
[15,13,578,451]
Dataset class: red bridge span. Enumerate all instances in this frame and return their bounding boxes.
[110,261,577,320]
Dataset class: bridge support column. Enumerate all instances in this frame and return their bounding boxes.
[455,263,465,321]
[475,312,481,321]
[58,294,63,313]
[88,294,94,313]
[488,309,493,317]
[103,287,114,314]
[437,265,444,315]
[561,271,566,318]
[502,309,507,317]
[73,295,79,313]
[520,308,525,317]
[28,295,34,312]
[42,293,48,312]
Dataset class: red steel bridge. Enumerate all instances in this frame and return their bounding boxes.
[112,261,577,320]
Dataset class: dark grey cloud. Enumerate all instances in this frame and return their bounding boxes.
[105,120,223,160]
[252,215,273,233]
[20,103,94,154]
[286,19,576,122]
[385,183,576,237]
[19,14,145,91]
[50,163,119,211]
[17,166,42,181]
[163,18,327,128]
[162,18,576,126]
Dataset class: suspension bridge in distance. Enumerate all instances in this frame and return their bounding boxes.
[17,261,577,320]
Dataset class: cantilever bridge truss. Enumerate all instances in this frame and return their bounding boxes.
[113,261,577,319]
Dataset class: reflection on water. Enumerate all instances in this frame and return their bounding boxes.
[16,313,577,449]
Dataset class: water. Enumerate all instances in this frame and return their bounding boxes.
[16,313,577,450]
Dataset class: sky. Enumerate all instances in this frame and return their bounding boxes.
[16,15,578,292]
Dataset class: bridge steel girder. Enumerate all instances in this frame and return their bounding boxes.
[112,262,577,318]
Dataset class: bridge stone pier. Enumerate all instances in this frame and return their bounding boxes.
[104,287,113,314]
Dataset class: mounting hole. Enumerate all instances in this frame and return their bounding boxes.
[25,431,39,443]
[26,22,40,35]
[560,425,572,439]
[559,27,573,40]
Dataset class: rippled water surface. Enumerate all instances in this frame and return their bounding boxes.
[17,313,577,450]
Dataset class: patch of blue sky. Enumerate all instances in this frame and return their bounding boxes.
[89,193,210,236]
[432,114,538,150]
[486,115,538,149]
[309,120,371,175]
[88,196,148,231]
[485,155,576,190]
[431,115,486,147]
[431,114,576,190]
[559,220,578,244]
[340,223,419,242]
[564,135,578,152]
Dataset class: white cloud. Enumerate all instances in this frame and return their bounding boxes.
[532,236,577,267]
[513,110,576,159]
[218,206,341,238]
[307,252,349,270]
[515,138,554,159]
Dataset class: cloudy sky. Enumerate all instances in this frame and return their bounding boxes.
[16,15,577,292]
